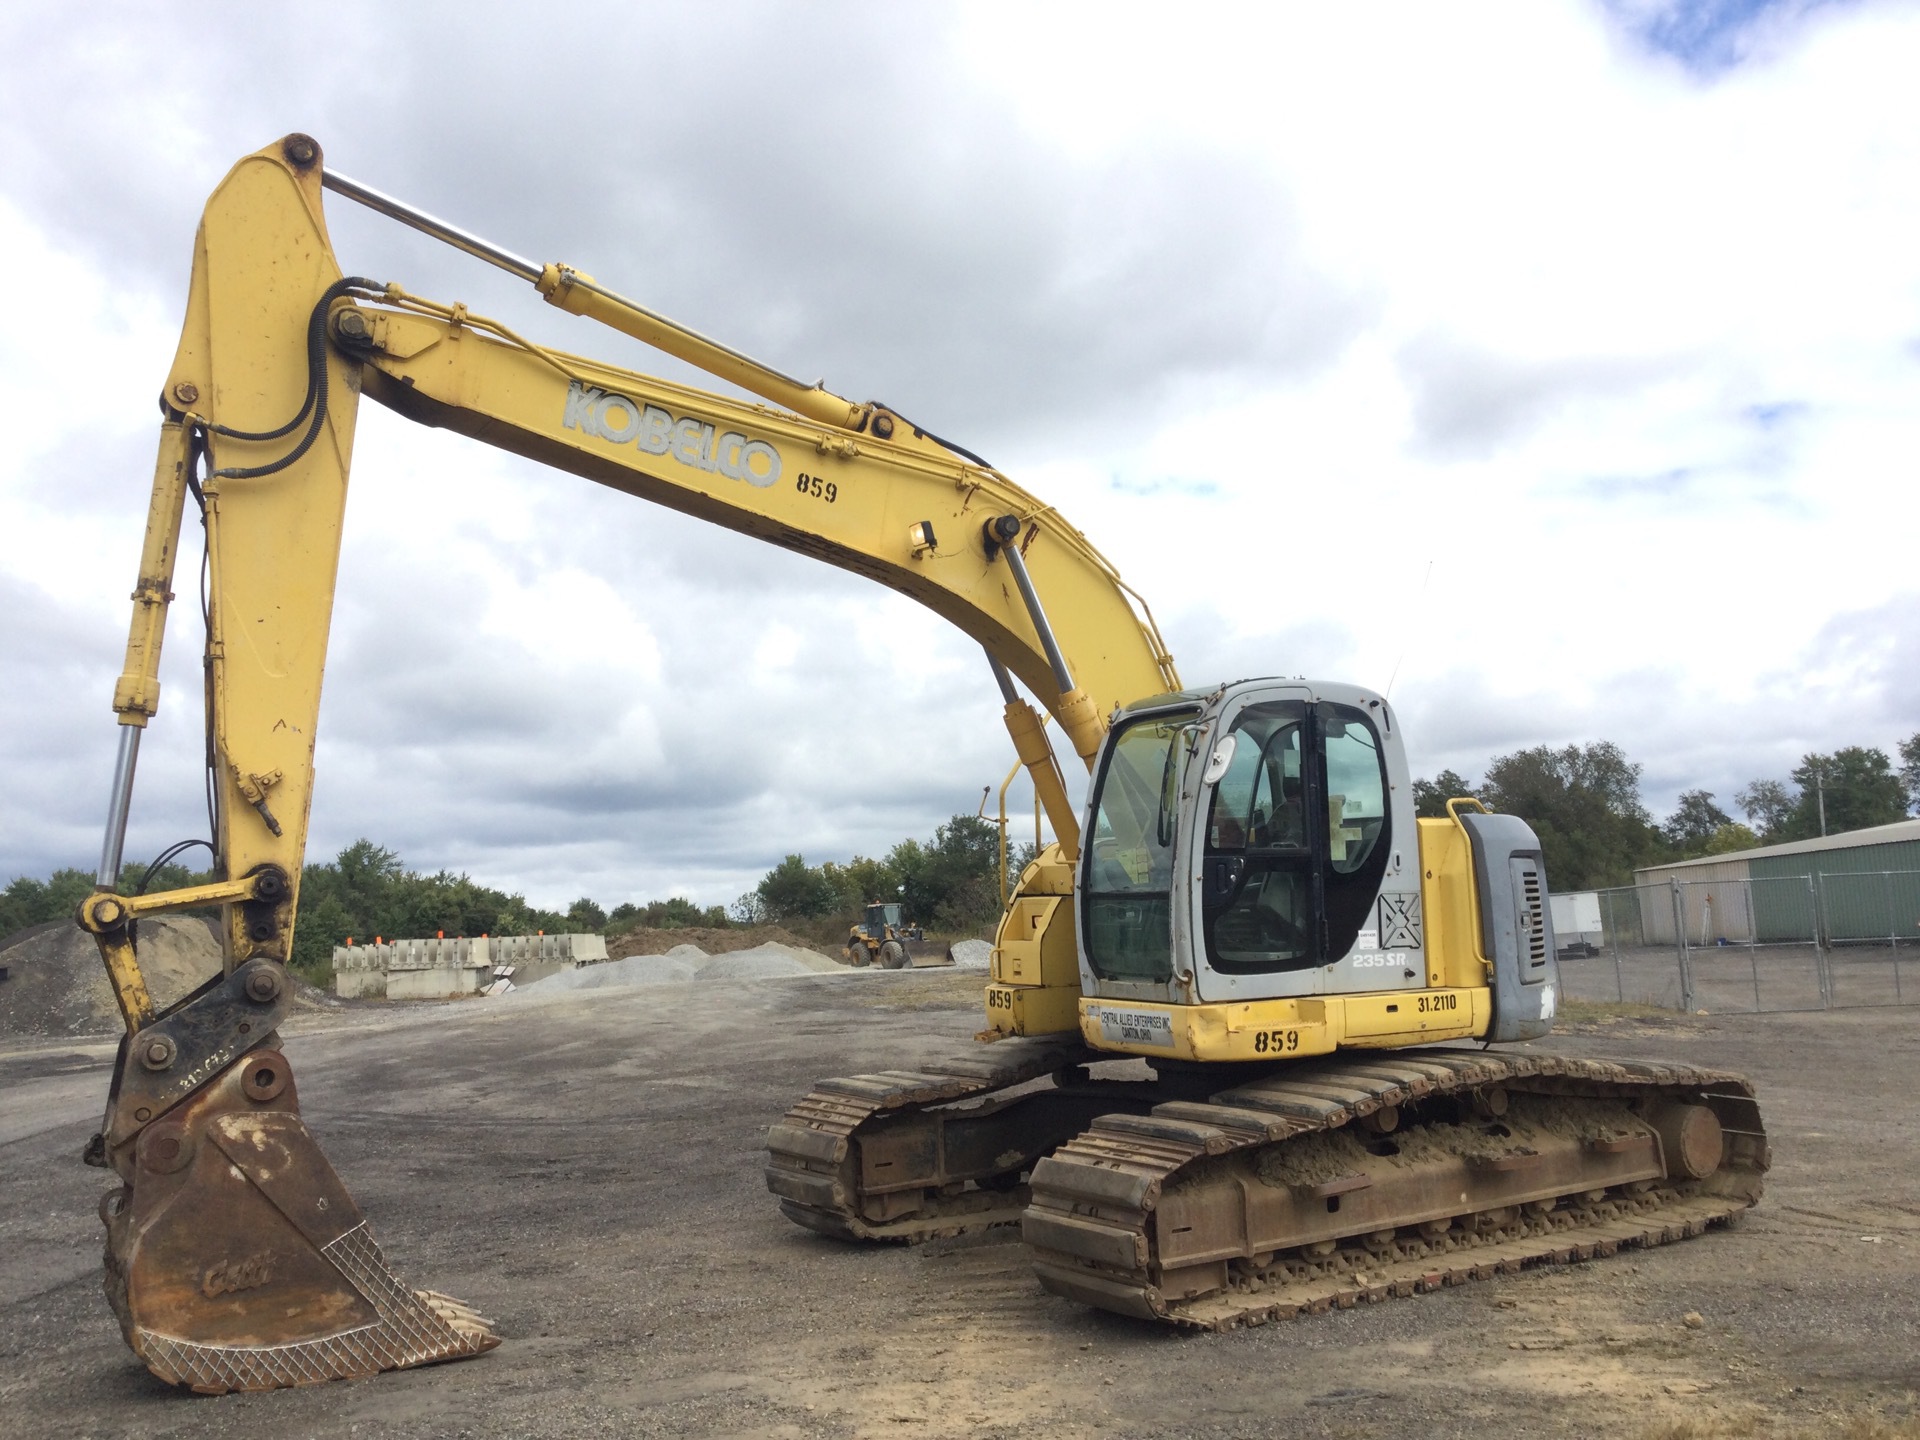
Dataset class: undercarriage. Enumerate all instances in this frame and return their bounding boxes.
[766,1040,1768,1326]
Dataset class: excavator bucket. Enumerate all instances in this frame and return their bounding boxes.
[903,938,955,967]
[93,956,498,1393]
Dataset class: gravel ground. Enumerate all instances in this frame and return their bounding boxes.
[2,970,1916,1439]
[1558,942,1915,1015]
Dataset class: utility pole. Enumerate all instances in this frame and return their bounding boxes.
[1815,762,1828,837]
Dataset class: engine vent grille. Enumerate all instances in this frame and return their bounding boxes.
[1516,864,1547,971]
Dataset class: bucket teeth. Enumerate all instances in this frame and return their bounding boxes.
[104,1044,499,1394]
[418,1290,500,1342]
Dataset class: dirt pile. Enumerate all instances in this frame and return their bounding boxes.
[0,917,337,1038]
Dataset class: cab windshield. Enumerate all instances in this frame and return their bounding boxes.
[1082,711,1193,982]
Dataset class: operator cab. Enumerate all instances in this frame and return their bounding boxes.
[1077,679,1423,1006]
[859,902,921,941]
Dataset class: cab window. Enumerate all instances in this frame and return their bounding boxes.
[1202,701,1390,973]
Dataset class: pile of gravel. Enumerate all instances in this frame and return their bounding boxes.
[0,915,337,1037]
[950,939,992,969]
[510,940,842,996]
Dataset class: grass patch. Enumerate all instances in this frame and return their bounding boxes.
[1555,998,1686,1029]
[289,957,334,993]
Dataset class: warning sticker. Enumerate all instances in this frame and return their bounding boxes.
[1094,1006,1175,1049]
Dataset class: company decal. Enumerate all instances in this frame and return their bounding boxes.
[562,381,781,488]
[1094,1006,1175,1049]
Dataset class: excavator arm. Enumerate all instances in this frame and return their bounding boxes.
[76,135,1177,1392]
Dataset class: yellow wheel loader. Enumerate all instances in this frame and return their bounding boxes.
[845,902,950,968]
[74,136,1766,1394]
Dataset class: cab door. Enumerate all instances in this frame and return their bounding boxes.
[1192,695,1403,1000]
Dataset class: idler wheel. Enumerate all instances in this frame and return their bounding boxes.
[1650,1102,1724,1181]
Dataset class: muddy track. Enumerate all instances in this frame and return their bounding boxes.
[1026,1050,1769,1328]
[764,1033,1101,1241]
[767,1041,1768,1330]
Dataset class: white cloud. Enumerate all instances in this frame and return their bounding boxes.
[2,1,1916,909]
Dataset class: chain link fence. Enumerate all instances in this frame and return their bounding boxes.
[1558,871,1917,1014]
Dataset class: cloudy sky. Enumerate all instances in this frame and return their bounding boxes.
[2,1,1915,911]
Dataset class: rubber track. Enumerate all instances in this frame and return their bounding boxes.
[1023,1048,1769,1329]
[764,1033,1096,1241]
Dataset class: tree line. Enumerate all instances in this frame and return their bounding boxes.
[10,737,1913,974]
[1,812,1015,983]
[0,842,626,980]
[739,813,1019,933]
[1415,732,1920,892]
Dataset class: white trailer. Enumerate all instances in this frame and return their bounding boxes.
[1550,891,1604,958]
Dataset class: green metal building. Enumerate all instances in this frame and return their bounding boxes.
[1633,818,1920,945]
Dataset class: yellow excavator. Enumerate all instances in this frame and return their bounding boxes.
[76,136,1767,1394]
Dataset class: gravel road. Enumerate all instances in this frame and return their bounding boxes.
[2,969,1916,1439]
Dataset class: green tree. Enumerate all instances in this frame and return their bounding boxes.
[290,890,353,977]
[749,814,1010,936]
[1897,732,1920,815]
[912,815,1004,930]
[883,838,927,918]
[1007,838,1040,885]
[1412,769,1477,819]
[0,867,96,939]
[756,854,837,920]
[1734,778,1796,840]
[1700,822,1760,856]
[1661,789,1732,856]
[565,896,608,931]
[820,855,903,917]
[1786,749,1906,839]
[334,839,404,905]
[286,840,576,980]
[604,896,731,934]
[1477,741,1659,890]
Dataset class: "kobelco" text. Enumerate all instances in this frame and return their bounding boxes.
[562,381,781,488]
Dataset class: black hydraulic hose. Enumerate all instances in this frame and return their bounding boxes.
[189,429,217,844]
[133,838,215,894]
[211,276,385,479]
[877,402,994,471]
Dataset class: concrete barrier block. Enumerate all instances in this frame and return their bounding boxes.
[388,964,486,1000]
[329,932,602,999]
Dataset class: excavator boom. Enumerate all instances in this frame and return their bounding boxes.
[79,135,1176,1393]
